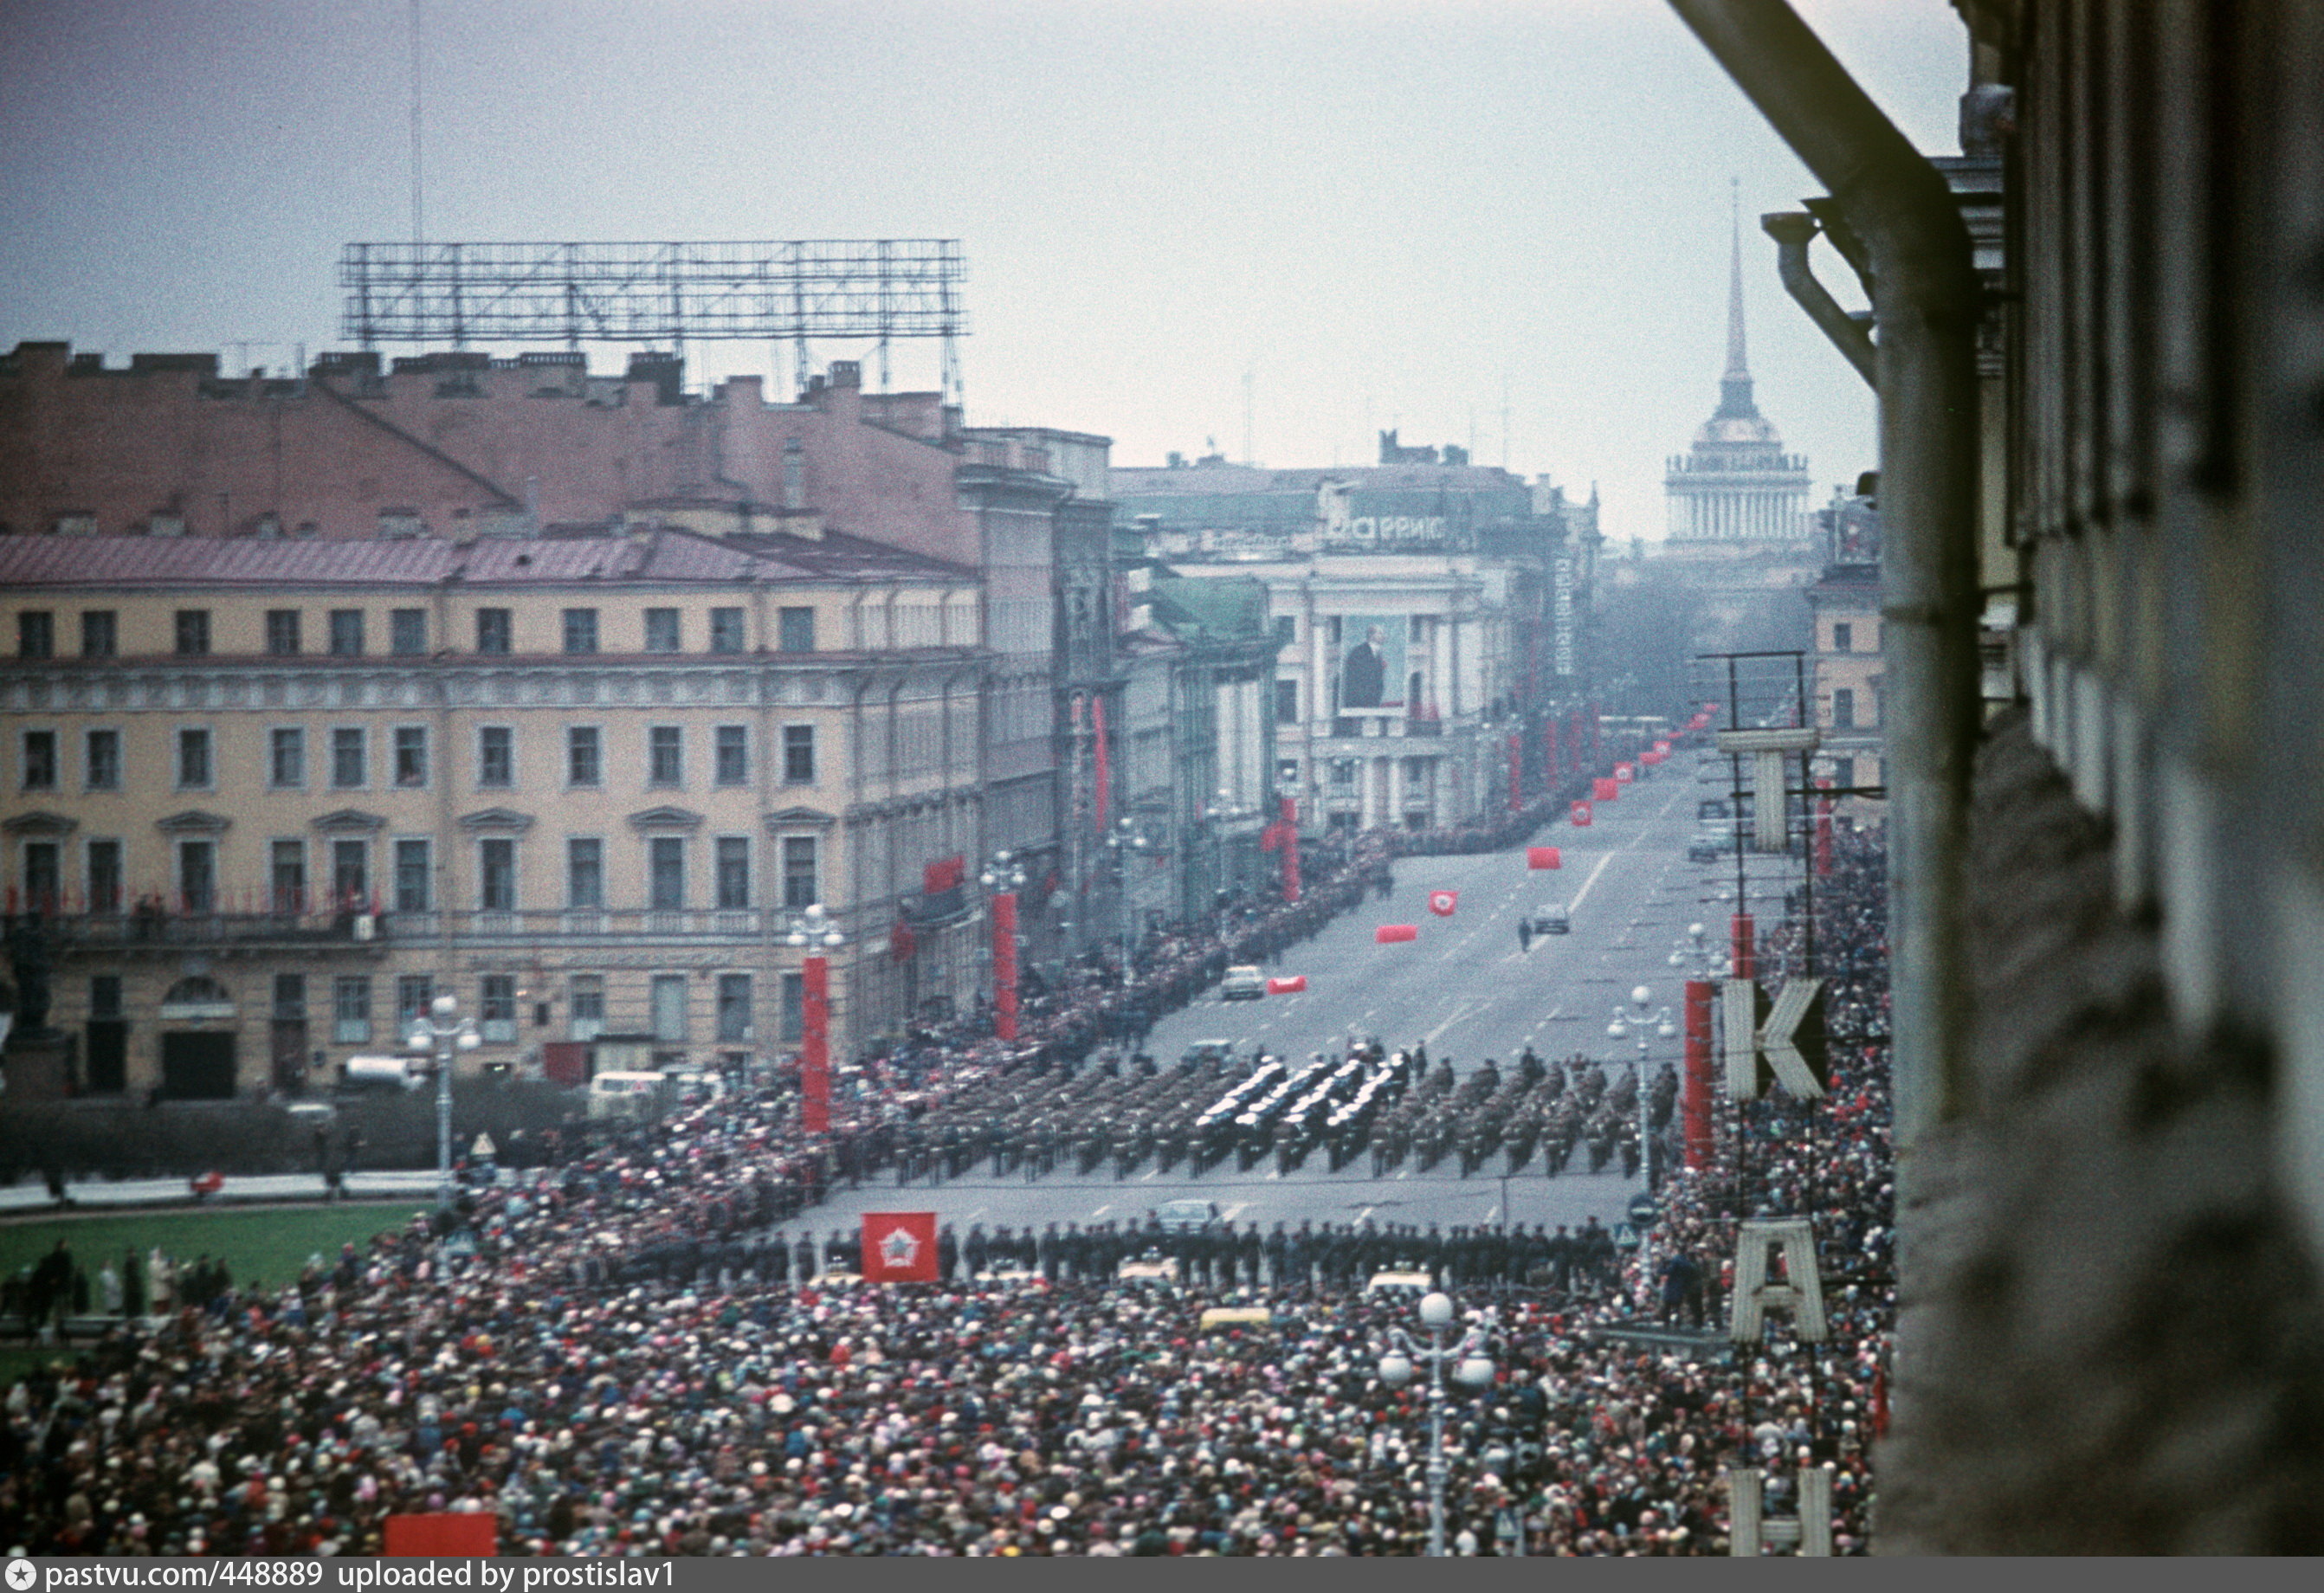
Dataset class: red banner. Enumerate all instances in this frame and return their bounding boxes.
[1814,775,1835,877]
[1091,694,1111,832]
[1508,732,1523,810]
[1641,750,1663,766]
[1528,846,1562,870]
[1571,801,1593,827]
[1683,979,1715,1170]
[802,955,831,1133]
[890,919,918,964]
[861,1211,939,1282]
[1266,975,1307,994]
[924,855,965,894]
[1278,796,1301,904]
[384,1514,497,1557]
[1614,762,1635,784]
[1730,913,1757,984]
[1428,889,1459,917]
[1593,777,1619,803]
[1375,924,1417,944]
[992,893,1019,1042]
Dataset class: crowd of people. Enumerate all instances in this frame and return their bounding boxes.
[0,786,1896,1558]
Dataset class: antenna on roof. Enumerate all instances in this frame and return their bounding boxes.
[409,1,425,253]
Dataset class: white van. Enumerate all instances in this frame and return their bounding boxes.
[586,1070,668,1120]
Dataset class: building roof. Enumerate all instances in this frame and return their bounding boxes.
[0,526,969,590]
[1112,461,1528,496]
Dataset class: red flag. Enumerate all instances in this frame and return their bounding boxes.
[1571,801,1593,827]
[890,919,918,964]
[1593,777,1619,803]
[924,855,965,893]
[1614,762,1635,784]
[1266,975,1307,994]
[1527,847,1562,870]
[1375,924,1417,944]
[1092,694,1111,831]
[1427,889,1458,917]
[862,1211,939,1282]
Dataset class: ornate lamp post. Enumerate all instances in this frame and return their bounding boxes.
[784,904,844,1132]
[1105,817,1153,977]
[1607,984,1676,1191]
[979,850,1028,1042]
[1377,1290,1496,1557]
[404,992,481,1209]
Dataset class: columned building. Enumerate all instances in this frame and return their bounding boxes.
[1664,210,1813,545]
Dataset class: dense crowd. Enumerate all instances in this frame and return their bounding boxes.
[0,802,1895,1557]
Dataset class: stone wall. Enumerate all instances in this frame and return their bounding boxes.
[1876,709,2324,1552]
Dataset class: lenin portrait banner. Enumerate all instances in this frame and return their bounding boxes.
[1338,614,1409,712]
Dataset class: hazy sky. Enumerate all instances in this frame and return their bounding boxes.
[1,0,1966,542]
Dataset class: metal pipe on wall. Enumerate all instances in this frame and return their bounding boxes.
[1763,210,1878,387]
[1667,0,1981,1153]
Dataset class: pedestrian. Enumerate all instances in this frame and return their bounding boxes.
[1518,919,1533,952]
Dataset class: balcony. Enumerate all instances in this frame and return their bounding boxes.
[53,906,391,957]
[440,908,768,944]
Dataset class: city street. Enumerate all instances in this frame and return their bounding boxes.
[810,770,1726,1239]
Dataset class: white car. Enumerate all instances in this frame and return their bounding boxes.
[1220,965,1267,1001]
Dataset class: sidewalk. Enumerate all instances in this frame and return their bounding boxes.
[0,1169,442,1216]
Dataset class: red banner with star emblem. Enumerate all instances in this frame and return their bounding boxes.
[861,1211,939,1282]
[1428,889,1459,917]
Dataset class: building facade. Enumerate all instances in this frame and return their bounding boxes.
[1663,217,1813,545]
[1804,487,1883,818]
[0,529,986,1098]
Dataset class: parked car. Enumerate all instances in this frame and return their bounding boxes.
[1221,964,1268,1001]
[1688,829,1734,862]
[1181,1039,1237,1068]
[1530,902,1571,935]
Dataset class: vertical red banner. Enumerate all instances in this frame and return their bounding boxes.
[1277,796,1301,904]
[992,892,1019,1042]
[1507,733,1522,810]
[1092,694,1111,832]
[1730,913,1756,984]
[1814,775,1834,876]
[801,955,831,1132]
[1682,978,1714,1169]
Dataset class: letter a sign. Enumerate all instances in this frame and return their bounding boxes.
[1721,977,1828,1100]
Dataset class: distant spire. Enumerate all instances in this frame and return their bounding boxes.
[1715,177,1761,421]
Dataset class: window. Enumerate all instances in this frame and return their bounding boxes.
[271,840,307,913]
[87,840,122,913]
[566,726,601,787]
[716,973,752,1042]
[708,607,746,654]
[565,838,604,909]
[714,725,747,785]
[475,726,513,788]
[396,975,435,1029]
[80,611,116,659]
[478,838,516,911]
[176,727,212,789]
[174,610,210,656]
[475,608,512,655]
[779,971,804,1042]
[715,836,751,910]
[643,608,681,653]
[782,443,806,510]
[265,609,302,656]
[91,974,123,1021]
[393,838,431,912]
[1274,615,1295,649]
[269,727,305,789]
[569,974,605,1041]
[332,727,366,788]
[17,611,53,660]
[274,974,307,1022]
[562,608,598,655]
[333,976,373,1043]
[649,726,682,786]
[21,731,56,790]
[393,726,428,787]
[23,842,60,911]
[1831,622,1853,653]
[781,836,818,909]
[390,609,426,655]
[1278,758,1301,788]
[1835,756,1857,793]
[1330,758,1358,787]
[782,724,815,784]
[650,973,688,1042]
[329,609,365,656]
[74,729,120,792]
[649,836,685,910]
[1832,688,1856,730]
[480,974,517,1042]
[1275,680,1299,724]
[778,606,816,653]
[178,840,216,913]
[332,839,368,909]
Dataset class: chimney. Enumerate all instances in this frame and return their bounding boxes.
[828,360,861,390]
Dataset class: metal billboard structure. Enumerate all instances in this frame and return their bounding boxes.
[340,239,968,403]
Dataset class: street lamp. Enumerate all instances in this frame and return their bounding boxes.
[1606,984,1674,1190]
[405,992,481,1210]
[979,850,1028,1042]
[1204,789,1253,910]
[1105,817,1153,977]
[1377,1290,1496,1557]
[784,904,845,1133]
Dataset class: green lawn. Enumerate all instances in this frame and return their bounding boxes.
[0,1204,428,1302]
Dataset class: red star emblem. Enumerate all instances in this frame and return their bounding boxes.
[878,1226,921,1268]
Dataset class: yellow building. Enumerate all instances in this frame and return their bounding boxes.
[1805,490,1884,819]
[0,528,987,1099]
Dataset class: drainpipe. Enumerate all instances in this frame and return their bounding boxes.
[1665,0,1981,1152]
[1762,212,1877,388]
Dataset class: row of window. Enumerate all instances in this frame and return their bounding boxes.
[18,722,817,792]
[311,971,776,1046]
[14,833,822,914]
[16,605,817,660]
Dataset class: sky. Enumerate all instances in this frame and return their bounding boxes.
[0,0,1967,544]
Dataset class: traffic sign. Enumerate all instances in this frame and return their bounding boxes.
[1627,1191,1660,1227]
[1611,1222,1642,1251]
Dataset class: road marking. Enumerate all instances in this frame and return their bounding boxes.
[1223,1202,1251,1222]
[1565,848,1620,915]
[1354,1205,1376,1223]
[1090,1203,1112,1217]
[1423,1004,1475,1045]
